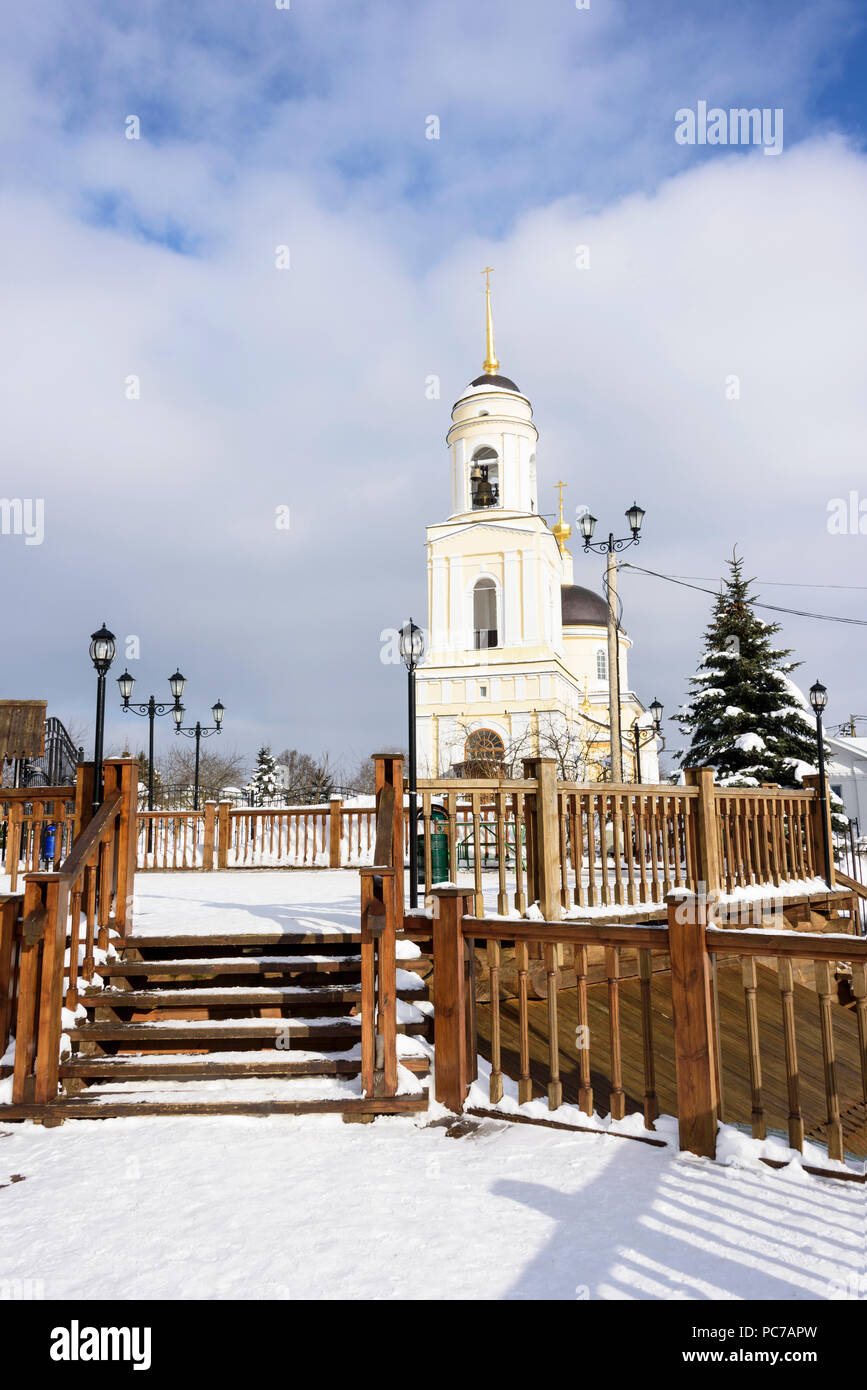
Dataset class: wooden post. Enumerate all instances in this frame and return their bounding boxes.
[522,757,561,921]
[372,754,404,930]
[803,775,836,888]
[329,796,343,869]
[202,801,217,871]
[104,758,138,939]
[0,896,20,1054]
[667,890,718,1158]
[7,802,22,892]
[33,875,69,1105]
[431,887,473,1112]
[217,800,231,870]
[74,762,95,838]
[684,767,720,901]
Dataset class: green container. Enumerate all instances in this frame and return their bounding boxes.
[418,804,449,885]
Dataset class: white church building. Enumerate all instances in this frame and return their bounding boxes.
[415,280,659,782]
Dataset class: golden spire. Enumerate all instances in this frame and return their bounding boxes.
[481,265,499,374]
[552,479,572,553]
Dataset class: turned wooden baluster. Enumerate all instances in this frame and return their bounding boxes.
[83,860,97,983]
[606,944,625,1120]
[496,791,508,916]
[585,794,597,908]
[487,939,503,1104]
[575,942,593,1116]
[558,797,570,910]
[516,940,532,1104]
[545,942,562,1110]
[741,956,766,1139]
[778,957,804,1152]
[66,882,83,1009]
[660,796,673,898]
[815,961,844,1162]
[852,963,867,1106]
[637,947,658,1128]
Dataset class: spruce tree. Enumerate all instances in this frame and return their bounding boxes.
[249,745,279,805]
[674,552,823,787]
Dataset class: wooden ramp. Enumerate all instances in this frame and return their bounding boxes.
[475,962,867,1158]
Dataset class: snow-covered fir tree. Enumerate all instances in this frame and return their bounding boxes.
[674,553,822,787]
[249,745,279,805]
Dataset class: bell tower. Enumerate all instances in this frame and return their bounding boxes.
[446,270,539,518]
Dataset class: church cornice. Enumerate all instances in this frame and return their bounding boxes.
[446,415,538,446]
[426,515,556,545]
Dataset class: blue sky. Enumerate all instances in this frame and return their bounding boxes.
[2,0,867,772]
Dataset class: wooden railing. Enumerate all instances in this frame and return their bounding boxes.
[6,758,138,1108]
[358,755,402,1099]
[428,884,867,1171]
[416,779,536,915]
[135,798,377,871]
[417,761,834,921]
[1,787,77,890]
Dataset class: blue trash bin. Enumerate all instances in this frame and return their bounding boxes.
[41,822,57,865]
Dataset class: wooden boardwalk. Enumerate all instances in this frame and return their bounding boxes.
[475,961,867,1157]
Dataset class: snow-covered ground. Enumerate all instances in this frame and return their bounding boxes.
[1,1108,864,1300]
[2,870,865,1301]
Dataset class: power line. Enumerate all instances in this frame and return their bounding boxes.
[620,563,867,627]
[664,574,867,592]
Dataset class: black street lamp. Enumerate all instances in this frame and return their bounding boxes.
[580,502,645,781]
[118,665,186,847]
[809,678,833,886]
[89,623,117,815]
[631,697,664,784]
[174,700,225,810]
[399,619,426,909]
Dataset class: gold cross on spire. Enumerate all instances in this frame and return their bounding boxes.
[552,479,572,553]
[481,266,499,374]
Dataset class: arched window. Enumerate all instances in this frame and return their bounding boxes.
[473,578,498,649]
[469,446,499,509]
[596,649,607,680]
[465,728,505,762]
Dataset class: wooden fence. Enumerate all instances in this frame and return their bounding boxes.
[0,759,138,1107]
[428,885,867,1171]
[134,799,377,871]
[1,787,77,890]
[417,761,838,920]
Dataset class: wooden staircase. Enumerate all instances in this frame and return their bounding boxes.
[10,926,431,1120]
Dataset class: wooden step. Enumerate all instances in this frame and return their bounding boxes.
[82,986,368,1010]
[98,955,361,978]
[60,1049,431,1080]
[68,1017,361,1042]
[123,931,361,949]
[67,1017,429,1042]
[82,982,426,1010]
[0,1092,429,1120]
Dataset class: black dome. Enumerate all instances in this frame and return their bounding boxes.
[561,584,609,627]
[469,372,521,392]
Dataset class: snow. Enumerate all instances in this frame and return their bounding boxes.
[3,868,865,1300]
[0,1109,862,1300]
[734,732,766,753]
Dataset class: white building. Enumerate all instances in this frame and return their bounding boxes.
[415,280,659,782]
[826,733,867,830]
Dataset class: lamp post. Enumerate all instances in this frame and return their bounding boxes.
[117,666,186,849]
[809,678,833,886]
[399,618,426,909]
[580,502,645,781]
[89,623,117,816]
[632,697,664,784]
[174,701,225,810]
